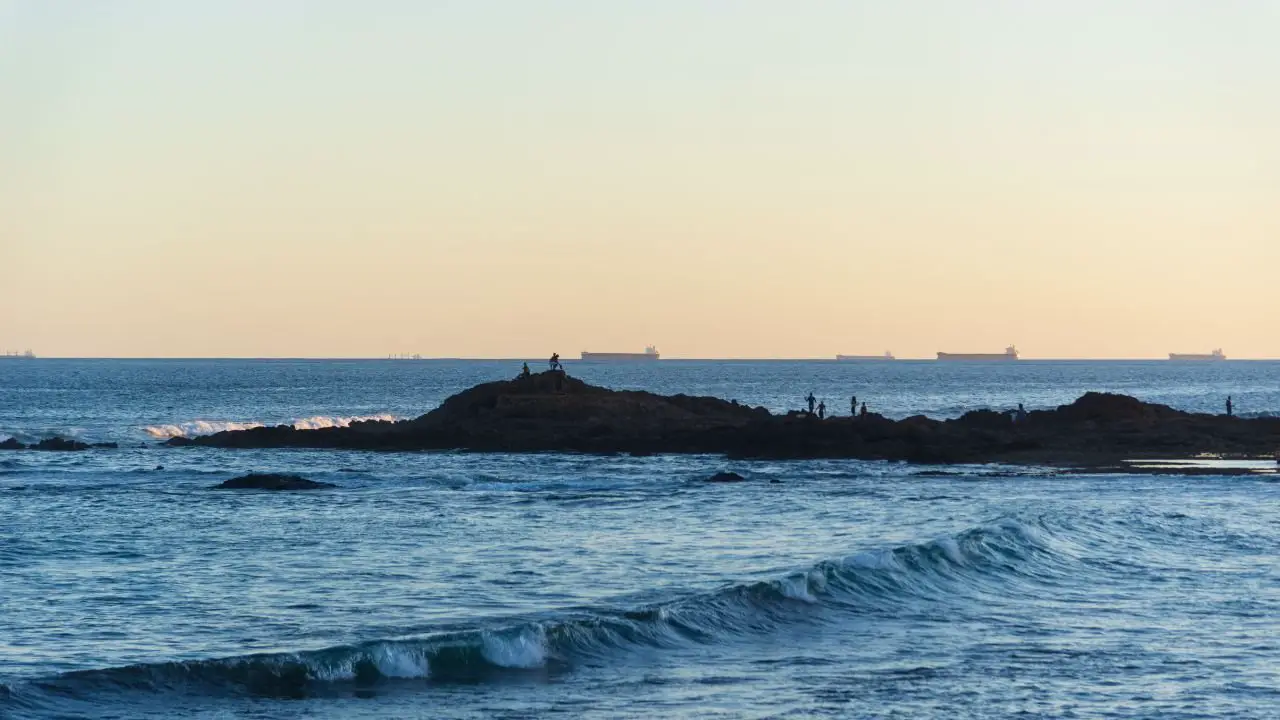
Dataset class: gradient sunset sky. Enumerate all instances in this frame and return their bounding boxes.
[3,1,1277,358]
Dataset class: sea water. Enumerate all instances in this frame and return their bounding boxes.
[2,359,1279,718]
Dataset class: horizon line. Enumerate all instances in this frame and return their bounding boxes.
[9,356,1279,362]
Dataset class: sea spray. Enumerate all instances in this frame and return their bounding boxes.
[143,415,400,439]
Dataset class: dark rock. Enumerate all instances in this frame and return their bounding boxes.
[213,473,336,491]
[91,442,118,449]
[954,409,1013,430]
[166,370,1280,468]
[707,471,746,483]
[0,438,24,450]
[31,437,91,451]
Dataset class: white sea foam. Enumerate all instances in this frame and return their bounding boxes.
[143,415,400,439]
[369,644,431,679]
[844,549,902,571]
[933,536,966,565]
[777,574,818,603]
[480,626,548,668]
[305,656,357,682]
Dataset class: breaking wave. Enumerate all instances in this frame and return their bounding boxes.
[3,517,1069,711]
[142,415,401,439]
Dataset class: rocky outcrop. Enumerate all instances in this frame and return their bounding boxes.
[0,437,119,451]
[167,374,1280,467]
[706,471,746,483]
[213,473,335,491]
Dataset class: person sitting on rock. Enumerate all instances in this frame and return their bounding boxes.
[520,363,531,379]
[817,401,826,419]
[860,402,868,418]
[549,353,562,372]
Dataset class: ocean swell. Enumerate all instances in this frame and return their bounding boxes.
[5,517,1067,710]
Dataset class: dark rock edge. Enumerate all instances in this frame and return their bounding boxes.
[162,370,1280,471]
[213,473,335,491]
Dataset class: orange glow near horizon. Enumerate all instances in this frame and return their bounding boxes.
[3,3,1278,359]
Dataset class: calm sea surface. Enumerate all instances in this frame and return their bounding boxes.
[2,359,1279,718]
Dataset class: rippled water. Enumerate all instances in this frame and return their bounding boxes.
[2,360,1279,718]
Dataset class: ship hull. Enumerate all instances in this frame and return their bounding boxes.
[580,352,660,361]
[936,353,1018,361]
[1168,354,1225,361]
[836,355,894,361]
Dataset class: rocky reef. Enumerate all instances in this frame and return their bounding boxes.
[167,371,1280,467]
[0,437,118,451]
[213,473,335,491]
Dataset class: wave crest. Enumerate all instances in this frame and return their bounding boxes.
[143,415,400,439]
[6,517,1062,709]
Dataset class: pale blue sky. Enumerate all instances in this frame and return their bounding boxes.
[2,1,1277,357]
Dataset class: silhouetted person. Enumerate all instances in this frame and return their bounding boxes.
[851,395,857,416]
[520,363,531,378]
[817,401,826,419]
[860,402,868,418]
[806,392,816,415]
[1016,403,1027,423]
[1226,396,1234,417]
[549,353,561,372]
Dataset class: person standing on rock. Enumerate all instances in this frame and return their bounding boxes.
[1226,396,1234,417]
[520,363,531,379]
[851,395,857,416]
[549,353,562,372]
[806,392,816,415]
[817,401,826,419]
[860,402,868,418]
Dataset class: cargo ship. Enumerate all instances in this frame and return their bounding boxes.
[580,346,660,361]
[0,350,35,360]
[1168,349,1226,362]
[836,351,895,361]
[936,346,1019,361]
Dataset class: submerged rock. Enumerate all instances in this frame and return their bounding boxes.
[8,437,118,451]
[31,437,90,451]
[213,473,336,491]
[706,471,746,483]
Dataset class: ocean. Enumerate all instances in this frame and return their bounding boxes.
[2,359,1279,719]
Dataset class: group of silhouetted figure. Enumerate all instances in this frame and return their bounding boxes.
[519,354,562,378]
[805,392,867,419]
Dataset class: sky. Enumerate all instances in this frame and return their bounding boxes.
[2,1,1277,359]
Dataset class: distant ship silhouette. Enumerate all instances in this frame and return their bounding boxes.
[937,346,1019,361]
[1168,349,1226,361]
[580,346,660,361]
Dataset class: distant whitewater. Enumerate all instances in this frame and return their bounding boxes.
[143,414,401,439]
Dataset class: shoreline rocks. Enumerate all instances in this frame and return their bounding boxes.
[166,371,1280,468]
[213,473,335,491]
[0,437,118,451]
